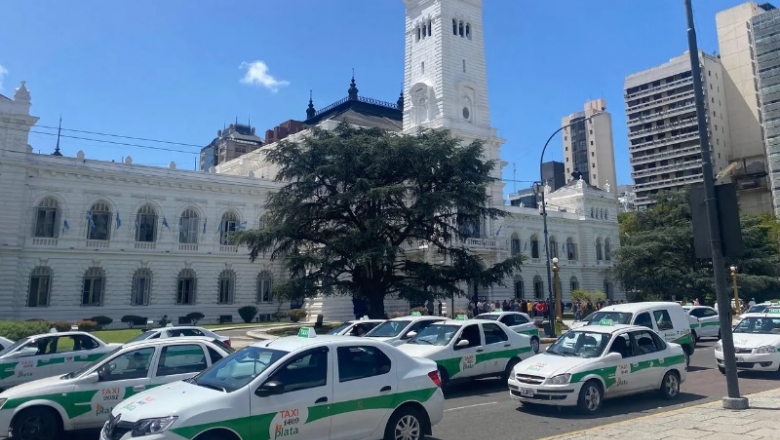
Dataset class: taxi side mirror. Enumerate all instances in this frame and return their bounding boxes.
[256,381,285,397]
[79,372,99,384]
[405,331,417,339]
[603,352,622,363]
[455,339,470,348]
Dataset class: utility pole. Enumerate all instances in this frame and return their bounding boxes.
[684,0,748,410]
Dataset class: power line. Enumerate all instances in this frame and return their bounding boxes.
[28,130,198,155]
[36,124,204,149]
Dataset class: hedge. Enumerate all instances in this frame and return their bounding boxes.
[0,321,51,340]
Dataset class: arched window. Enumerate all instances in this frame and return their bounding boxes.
[566,237,578,261]
[218,270,235,305]
[258,214,268,230]
[513,275,524,300]
[452,18,457,35]
[135,204,158,243]
[604,280,614,300]
[87,201,112,241]
[416,25,421,41]
[570,276,579,293]
[34,197,60,238]
[605,209,609,220]
[179,208,200,244]
[458,20,464,37]
[549,236,559,259]
[605,238,612,261]
[132,268,152,306]
[530,235,540,259]
[258,271,274,303]
[177,269,196,305]
[596,238,604,261]
[533,275,544,300]
[82,267,105,306]
[465,23,471,39]
[427,19,432,37]
[510,233,521,256]
[28,266,52,307]
[220,211,239,245]
[590,207,594,218]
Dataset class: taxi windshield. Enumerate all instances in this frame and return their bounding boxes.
[63,347,122,379]
[586,312,632,325]
[474,314,499,321]
[328,322,354,335]
[409,324,459,346]
[365,320,411,338]
[734,316,780,334]
[547,331,611,358]
[0,337,31,357]
[190,346,288,392]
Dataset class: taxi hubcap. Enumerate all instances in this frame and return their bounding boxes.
[665,375,679,396]
[395,415,421,440]
[584,386,600,410]
[19,416,49,440]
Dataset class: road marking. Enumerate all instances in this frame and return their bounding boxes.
[445,402,498,412]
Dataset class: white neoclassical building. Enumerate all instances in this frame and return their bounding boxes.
[0,0,623,325]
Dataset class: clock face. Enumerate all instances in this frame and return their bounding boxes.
[462,107,470,120]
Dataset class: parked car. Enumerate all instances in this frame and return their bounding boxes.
[125,325,231,347]
[328,319,385,336]
[682,305,720,340]
[473,311,541,353]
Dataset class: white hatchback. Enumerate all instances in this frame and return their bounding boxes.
[100,328,445,440]
[473,312,541,353]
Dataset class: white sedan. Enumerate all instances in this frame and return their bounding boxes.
[715,312,780,373]
[509,324,687,413]
[474,311,541,353]
[328,319,385,336]
[100,327,444,440]
[0,337,232,440]
[364,315,446,346]
[683,305,720,339]
[125,326,231,347]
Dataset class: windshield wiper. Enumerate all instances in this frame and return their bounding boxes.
[195,382,226,393]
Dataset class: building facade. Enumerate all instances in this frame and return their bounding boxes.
[199,123,264,172]
[562,99,617,191]
[0,0,623,325]
[624,51,731,208]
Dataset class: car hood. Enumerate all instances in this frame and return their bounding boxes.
[513,353,592,378]
[732,333,780,349]
[109,380,221,423]
[0,375,71,399]
[569,321,589,329]
[395,344,444,359]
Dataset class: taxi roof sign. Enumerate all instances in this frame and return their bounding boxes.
[411,311,422,316]
[456,314,467,321]
[598,319,614,326]
[298,327,317,338]
[359,315,369,321]
[769,308,780,314]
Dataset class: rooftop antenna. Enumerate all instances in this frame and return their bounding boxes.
[513,163,517,193]
[52,116,63,156]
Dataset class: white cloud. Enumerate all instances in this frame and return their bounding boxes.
[239,61,289,92]
[0,64,8,91]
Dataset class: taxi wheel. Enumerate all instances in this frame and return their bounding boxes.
[718,365,726,375]
[692,330,698,344]
[437,367,450,389]
[576,380,603,414]
[384,406,426,440]
[684,352,691,371]
[10,407,62,440]
[530,337,540,354]
[503,358,520,382]
[659,371,680,400]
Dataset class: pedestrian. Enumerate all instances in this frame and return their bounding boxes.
[426,300,434,316]
[693,298,700,306]
[575,301,583,321]
[502,299,509,311]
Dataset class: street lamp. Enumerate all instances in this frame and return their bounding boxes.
[730,265,740,315]
[552,257,563,335]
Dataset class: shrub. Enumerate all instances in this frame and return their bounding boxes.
[410,307,428,316]
[185,312,205,325]
[50,321,73,332]
[288,309,308,323]
[121,315,146,328]
[238,306,258,323]
[389,311,404,318]
[159,315,170,328]
[75,320,98,332]
[88,316,113,330]
[0,321,51,340]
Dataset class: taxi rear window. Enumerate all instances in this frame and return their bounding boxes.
[366,320,412,337]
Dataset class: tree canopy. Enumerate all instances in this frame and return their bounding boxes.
[613,191,780,303]
[234,123,524,318]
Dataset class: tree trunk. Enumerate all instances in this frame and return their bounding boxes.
[366,292,386,319]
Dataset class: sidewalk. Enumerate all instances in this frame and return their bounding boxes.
[542,389,780,440]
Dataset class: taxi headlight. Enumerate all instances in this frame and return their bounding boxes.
[755,346,776,354]
[0,398,7,410]
[131,416,178,437]
[715,341,722,352]
[546,374,571,385]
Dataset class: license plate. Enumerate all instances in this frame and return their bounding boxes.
[520,388,534,397]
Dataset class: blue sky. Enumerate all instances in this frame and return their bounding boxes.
[0,0,745,197]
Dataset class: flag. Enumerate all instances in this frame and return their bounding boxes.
[116,212,122,229]
[237,221,248,231]
[62,220,69,234]
[202,217,207,234]
[85,210,96,230]
[162,217,170,229]
[495,225,502,237]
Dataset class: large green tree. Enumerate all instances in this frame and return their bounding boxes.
[234,123,524,318]
[613,190,780,303]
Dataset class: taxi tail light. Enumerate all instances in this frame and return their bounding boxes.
[224,339,231,347]
[428,370,442,387]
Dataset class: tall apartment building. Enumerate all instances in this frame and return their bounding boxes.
[562,99,617,191]
[624,51,731,208]
[542,160,566,190]
[200,123,264,172]
[716,2,776,213]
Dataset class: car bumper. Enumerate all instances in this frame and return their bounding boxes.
[100,423,186,440]
[715,350,780,371]
[507,376,581,407]
[425,388,445,427]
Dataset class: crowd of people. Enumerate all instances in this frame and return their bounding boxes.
[465,297,627,320]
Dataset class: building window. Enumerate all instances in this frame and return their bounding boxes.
[452,18,457,35]
[596,238,604,261]
[421,62,424,75]
[34,197,60,238]
[513,276,524,299]
[510,233,521,256]
[570,276,579,293]
[220,211,239,245]
[179,208,200,244]
[177,269,196,305]
[465,23,471,39]
[135,204,158,243]
[463,59,466,73]
[566,238,577,261]
[427,19,432,36]
[27,266,52,307]
[87,201,112,241]
[605,238,612,260]
[81,267,105,306]
[458,20,464,37]
[604,280,614,300]
[533,275,544,300]
[132,268,152,306]
[258,271,274,303]
[218,270,235,305]
[549,236,559,259]
[530,235,540,259]
[416,25,421,41]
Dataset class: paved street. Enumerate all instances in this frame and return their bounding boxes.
[68,335,780,440]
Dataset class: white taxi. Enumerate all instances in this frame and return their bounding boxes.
[683,305,720,340]
[473,311,541,353]
[363,314,446,346]
[100,327,444,440]
[328,318,385,336]
[397,316,533,387]
[509,322,687,413]
[715,310,780,373]
[124,326,232,347]
[0,337,231,440]
[0,331,120,392]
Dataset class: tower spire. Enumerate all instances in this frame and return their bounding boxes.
[306,90,316,119]
[52,116,63,156]
[348,68,358,100]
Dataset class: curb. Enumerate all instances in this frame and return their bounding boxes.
[535,388,777,440]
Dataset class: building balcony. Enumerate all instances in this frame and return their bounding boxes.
[134,241,156,250]
[464,237,506,250]
[630,145,702,166]
[628,117,698,139]
[219,245,238,253]
[634,173,704,193]
[86,239,110,249]
[31,237,58,246]
[626,90,695,114]
[629,131,700,153]
[627,102,696,127]
[625,77,693,101]
[631,160,703,178]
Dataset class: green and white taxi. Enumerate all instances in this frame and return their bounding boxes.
[474,311,541,353]
[363,314,446,346]
[508,323,687,413]
[683,305,720,340]
[397,316,533,387]
[100,327,444,440]
[715,310,780,373]
[0,336,232,440]
[0,331,120,392]
[328,317,385,336]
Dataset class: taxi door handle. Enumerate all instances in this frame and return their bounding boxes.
[133,385,145,392]
[503,343,511,347]
[380,386,391,392]
[315,397,328,404]
[476,348,484,353]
